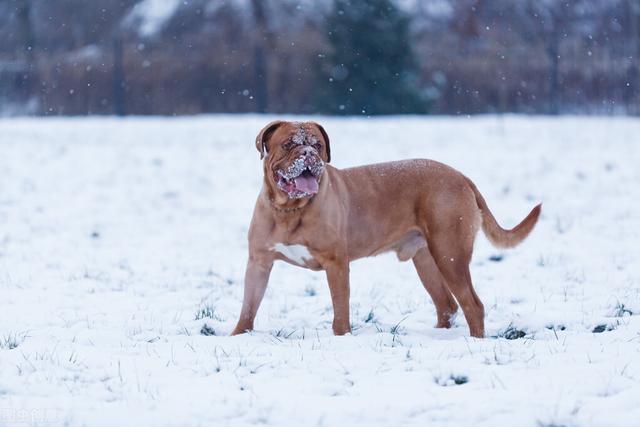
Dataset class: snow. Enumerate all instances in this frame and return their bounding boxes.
[124,0,182,38]
[0,115,639,426]
[291,123,318,146]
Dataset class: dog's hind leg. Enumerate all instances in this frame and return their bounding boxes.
[429,237,485,337]
[412,247,458,328]
[426,208,485,337]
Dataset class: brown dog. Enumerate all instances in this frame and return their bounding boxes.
[231,120,541,337]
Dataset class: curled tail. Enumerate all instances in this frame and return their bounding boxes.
[466,178,541,249]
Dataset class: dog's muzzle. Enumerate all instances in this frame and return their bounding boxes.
[276,155,324,199]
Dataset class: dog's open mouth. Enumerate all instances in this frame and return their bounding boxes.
[276,156,324,199]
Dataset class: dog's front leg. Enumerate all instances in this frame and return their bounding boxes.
[325,261,351,335]
[231,257,273,335]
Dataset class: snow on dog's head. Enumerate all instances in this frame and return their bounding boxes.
[255,121,330,199]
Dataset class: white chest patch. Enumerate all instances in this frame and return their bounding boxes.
[272,243,313,265]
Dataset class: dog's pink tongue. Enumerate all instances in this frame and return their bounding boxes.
[294,175,318,194]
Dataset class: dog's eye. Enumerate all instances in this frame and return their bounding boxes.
[283,141,295,150]
[312,143,321,150]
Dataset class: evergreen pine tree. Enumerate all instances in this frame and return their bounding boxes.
[317,0,427,115]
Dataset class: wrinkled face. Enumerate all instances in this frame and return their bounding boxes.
[261,122,329,199]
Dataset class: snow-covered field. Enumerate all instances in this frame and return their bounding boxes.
[1,115,639,427]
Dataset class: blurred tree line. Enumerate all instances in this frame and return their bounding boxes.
[0,0,638,116]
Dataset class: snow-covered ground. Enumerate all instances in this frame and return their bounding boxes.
[0,115,639,427]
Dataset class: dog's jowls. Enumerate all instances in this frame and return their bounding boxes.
[231,121,541,337]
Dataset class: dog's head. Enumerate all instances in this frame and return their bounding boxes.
[255,121,330,199]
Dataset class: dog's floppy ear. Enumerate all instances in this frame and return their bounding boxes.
[255,120,285,159]
[309,122,331,163]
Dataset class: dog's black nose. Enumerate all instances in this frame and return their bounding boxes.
[301,146,315,156]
